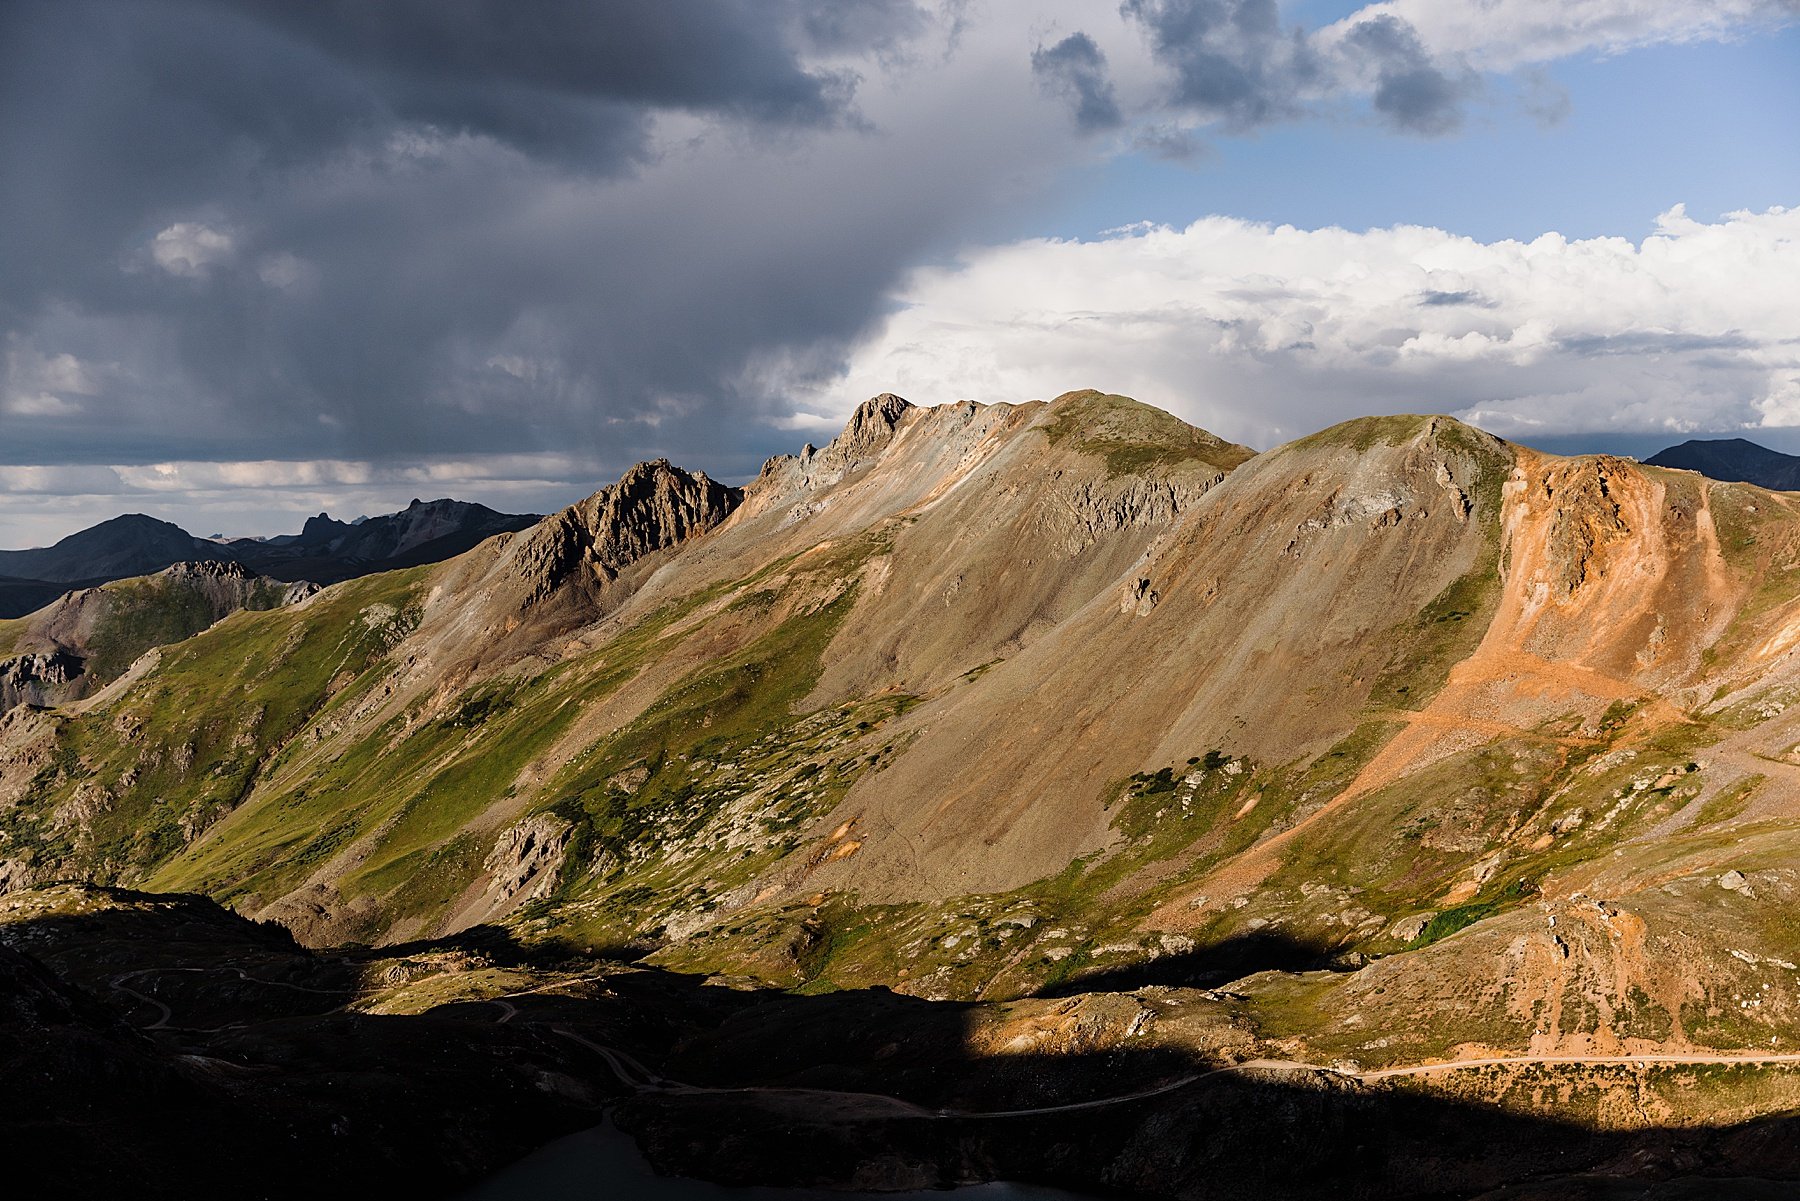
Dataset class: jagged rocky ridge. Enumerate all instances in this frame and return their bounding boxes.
[0,650,82,711]
[229,496,541,584]
[511,459,741,607]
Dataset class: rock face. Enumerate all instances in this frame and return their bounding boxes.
[807,392,914,476]
[747,393,917,505]
[468,813,574,922]
[160,557,318,598]
[513,459,741,605]
[0,650,82,710]
[256,882,384,948]
[1121,577,1160,616]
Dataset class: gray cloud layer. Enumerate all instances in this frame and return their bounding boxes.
[0,0,934,482]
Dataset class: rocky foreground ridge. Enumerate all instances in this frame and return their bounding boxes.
[9,391,1800,1195]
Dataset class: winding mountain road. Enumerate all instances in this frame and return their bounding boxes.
[533,1015,1800,1122]
[1354,1051,1800,1081]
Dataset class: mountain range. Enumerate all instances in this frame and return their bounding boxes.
[0,498,539,618]
[10,394,1800,1196]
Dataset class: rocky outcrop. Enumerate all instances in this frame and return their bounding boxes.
[513,460,741,605]
[0,858,35,894]
[807,393,914,476]
[256,882,384,947]
[1543,456,1635,596]
[481,813,573,911]
[1121,578,1160,616]
[160,558,318,601]
[0,650,83,710]
[750,393,918,501]
[1054,474,1221,553]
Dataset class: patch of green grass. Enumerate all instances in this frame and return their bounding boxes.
[1290,414,1435,454]
[143,571,752,918]
[1042,390,1253,477]
[521,560,901,950]
[0,615,28,655]
[4,569,429,889]
[1693,481,1800,665]
[1367,556,1503,709]
[1693,775,1764,827]
[1411,876,1537,948]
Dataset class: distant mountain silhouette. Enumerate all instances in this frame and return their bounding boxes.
[0,574,110,620]
[0,514,217,584]
[1645,437,1800,490]
[224,498,541,585]
[0,500,540,617]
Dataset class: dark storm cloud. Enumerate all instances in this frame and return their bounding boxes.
[1340,14,1471,136]
[198,0,864,140]
[1031,33,1124,132]
[789,0,930,55]
[0,0,937,477]
[1120,0,1474,136]
[1120,0,1320,129]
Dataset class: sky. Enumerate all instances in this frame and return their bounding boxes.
[2,0,1798,546]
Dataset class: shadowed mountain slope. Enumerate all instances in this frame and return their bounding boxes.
[226,497,542,585]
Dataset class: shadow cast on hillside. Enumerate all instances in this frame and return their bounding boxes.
[374,921,653,970]
[1034,930,1342,997]
[7,898,1800,1201]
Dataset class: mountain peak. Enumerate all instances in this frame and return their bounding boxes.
[510,459,740,606]
[1645,436,1800,490]
[1041,389,1257,475]
[830,393,914,461]
[0,511,218,585]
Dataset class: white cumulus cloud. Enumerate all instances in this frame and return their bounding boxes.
[815,204,1800,449]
